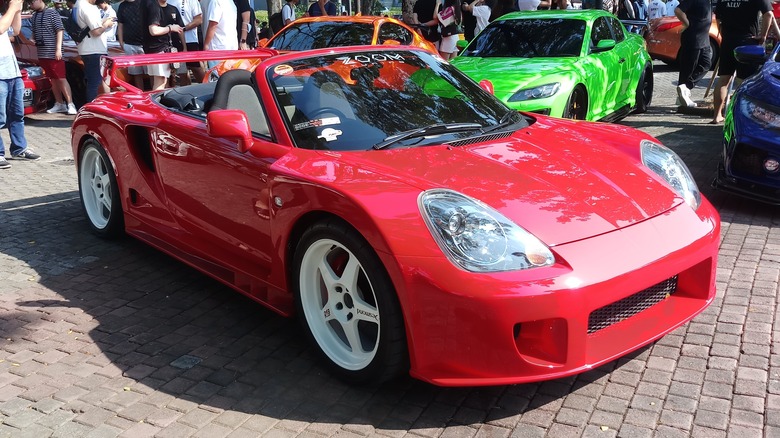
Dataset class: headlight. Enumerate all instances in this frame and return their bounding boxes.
[419,189,554,272]
[641,140,701,210]
[508,83,560,102]
[738,96,780,130]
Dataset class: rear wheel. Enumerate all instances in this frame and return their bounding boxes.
[78,139,124,238]
[633,64,653,114]
[294,220,407,384]
[562,86,588,120]
[709,38,720,71]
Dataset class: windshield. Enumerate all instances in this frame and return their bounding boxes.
[267,50,525,151]
[269,22,375,51]
[460,18,586,58]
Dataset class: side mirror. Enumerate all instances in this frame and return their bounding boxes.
[456,39,469,50]
[207,110,254,153]
[592,39,616,53]
[734,45,767,65]
[479,79,494,95]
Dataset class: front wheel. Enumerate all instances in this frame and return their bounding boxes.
[78,139,124,238]
[562,85,588,120]
[633,64,653,114]
[294,220,407,384]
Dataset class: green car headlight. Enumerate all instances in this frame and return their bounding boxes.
[508,83,561,102]
[739,96,780,130]
[419,189,554,272]
[641,140,701,210]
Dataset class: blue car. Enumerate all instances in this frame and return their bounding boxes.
[714,43,780,204]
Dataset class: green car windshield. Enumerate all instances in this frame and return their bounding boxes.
[269,22,375,51]
[461,18,586,58]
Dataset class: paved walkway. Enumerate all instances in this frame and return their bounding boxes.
[0,63,778,438]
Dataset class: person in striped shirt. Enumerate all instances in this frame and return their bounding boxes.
[30,0,77,114]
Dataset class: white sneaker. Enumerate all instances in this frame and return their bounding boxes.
[66,103,78,115]
[46,102,67,114]
[676,85,697,108]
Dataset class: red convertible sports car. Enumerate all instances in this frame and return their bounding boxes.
[73,47,720,386]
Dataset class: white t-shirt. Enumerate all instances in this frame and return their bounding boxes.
[282,2,295,23]
[0,17,21,80]
[76,0,108,55]
[516,0,541,10]
[647,0,664,19]
[100,5,117,42]
[472,5,491,34]
[205,0,237,50]
[178,0,203,44]
[665,0,679,16]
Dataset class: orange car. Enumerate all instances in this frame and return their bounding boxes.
[645,2,780,68]
[644,15,721,67]
[206,15,437,80]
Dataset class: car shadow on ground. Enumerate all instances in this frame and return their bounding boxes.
[0,190,654,430]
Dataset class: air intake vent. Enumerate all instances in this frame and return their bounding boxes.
[588,276,678,334]
[446,131,513,147]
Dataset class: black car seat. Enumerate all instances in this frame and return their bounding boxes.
[210,69,270,137]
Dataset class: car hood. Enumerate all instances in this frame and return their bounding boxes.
[451,56,580,92]
[336,124,681,247]
[742,61,780,107]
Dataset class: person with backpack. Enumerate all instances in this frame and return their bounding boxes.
[432,0,461,60]
[30,0,77,114]
[282,0,298,26]
[75,0,115,102]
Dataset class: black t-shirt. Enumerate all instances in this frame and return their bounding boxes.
[117,0,144,46]
[679,0,712,48]
[413,0,437,23]
[143,1,184,53]
[715,0,772,39]
[234,0,257,47]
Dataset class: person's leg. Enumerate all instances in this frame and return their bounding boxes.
[712,75,730,123]
[689,45,712,88]
[0,78,8,159]
[677,44,698,90]
[82,54,102,102]
[8,77,32,157]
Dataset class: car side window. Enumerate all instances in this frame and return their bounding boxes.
[591,17,612,48]
[608,17,626,43]
[377,23,413,45]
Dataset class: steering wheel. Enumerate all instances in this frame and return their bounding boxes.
[307,107,348,123]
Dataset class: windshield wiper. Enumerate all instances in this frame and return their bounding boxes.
[481,110,521,134]
[372,123,483,150]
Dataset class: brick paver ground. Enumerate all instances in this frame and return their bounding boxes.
[0,62,778,437]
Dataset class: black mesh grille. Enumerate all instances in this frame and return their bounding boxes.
[588,276,678,334]
[445,131,513,147]
[732,143,767,177]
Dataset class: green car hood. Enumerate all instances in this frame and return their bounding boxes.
[451,56,580,94]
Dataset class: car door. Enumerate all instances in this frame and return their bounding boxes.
[608,17,635,106]
[586,16,619,119]
[152,111,277,290]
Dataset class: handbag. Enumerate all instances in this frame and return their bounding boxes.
[441,24,462,37]
[437,6,456,27]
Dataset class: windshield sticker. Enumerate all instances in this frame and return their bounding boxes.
[318,128,343,142]
[274,64,294,75]
[293,116,341,131]
[336,53,405,65]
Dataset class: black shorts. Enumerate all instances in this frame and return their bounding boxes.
[186,42,202,69]
[718,36,760,79]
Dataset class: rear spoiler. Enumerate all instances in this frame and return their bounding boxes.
[102,48,279,92]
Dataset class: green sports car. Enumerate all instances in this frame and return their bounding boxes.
[450,10,653,121]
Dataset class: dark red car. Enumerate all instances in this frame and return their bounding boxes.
[20,62,52,115]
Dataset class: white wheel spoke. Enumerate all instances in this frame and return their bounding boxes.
[340,255,361,294]
[318,258,340,294]
[321,301,337,322]
[341,318,365,354]
[93,158,103,179]
[353,298,379,324]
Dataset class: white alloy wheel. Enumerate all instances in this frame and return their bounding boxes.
[298,238,381,371]
[78,140,123,237]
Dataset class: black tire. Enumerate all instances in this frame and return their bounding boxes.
[293,219,408,385]
[562,86,588,120]
[709,38,719,71]
[66,62,87,109]
[633,64,653,114]
[77,139,124,238]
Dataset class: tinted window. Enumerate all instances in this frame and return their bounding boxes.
[591,17,613,46]
[460,18,586,58]
[377,23,413,45]
[269,22,374,51]
[608,17,626,42]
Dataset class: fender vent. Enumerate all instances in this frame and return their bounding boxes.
[588,276,678,334]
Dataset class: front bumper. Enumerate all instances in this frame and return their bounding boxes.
[714,97,780,204]
[397,199,719,386]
